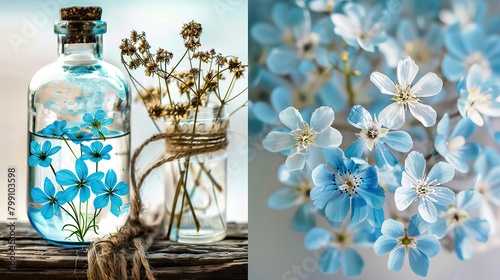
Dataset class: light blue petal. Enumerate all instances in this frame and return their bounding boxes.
[63,185,79,202]
[304,227,333,250]
[55,169,79,186]
[101,118,113,126]
[387,247,405,272]
[381,131,413,153]
[340,247,364,277]
[456,190,483,210]
[95,110,106,121]
[416,235,440,258]
[381,219,404,238]
[75,159,88,180]
[436,113,450,137]
[429,217,449,239]
[39,158,52,168]
[81,145,93,154]
[110,193,123,207]
[373,236,398,256]
[395,186,416,211]
[91,180,107,195]
[405,151,426,182]
[324,148,347,174]
[356,185,385,209]
[427,162,455,184]
[430,187,455,206]
[444,24,467,58]
[271,87,291,112]
[311,164,334,186]
[40,203,55,219]
[462,24,484,54]
[267,188,301,209]
[409,248,430,277]
[367,207,384,228]
[434,134,448,157]
[454,226,472,260]
[418,198,437,223]
[350,196,368,225]
[286,153,306,171]
[324,193,350,222]
[305,146,327,171]
[266,46,298,75]
[31,188,49,204]
[30,141,41,155]
[277,163,304,186]
[310,185,338,210]
[79,186,91,202]
[408,214,429,237]
[113,181,129,196]
[262,131,296,153]
[292,203,316,232]
[28,155,42,167]
[43,177,55,197]
[458,143,480,161]
[82,113,93,123]
[254,102,280,125]
[358,165,379,190]
[93,194,110,209]
[374,143,398,172]
[463,218,490,242]
[347,105,372,129]
[101,154,111,160]
[345,138,367,159]
[445,154,469,173]
[450,117,476,139]
[442,55,466,82]
[310,106,334,132]
[105,169,117,190]
[41,141,52,154]
[80,154,94,161]
[46,145,61,156]
[90,141,103,152]
[318,247,340,274]
[279,107,304,130]
[251,22,281,45]
[314,127,342,149]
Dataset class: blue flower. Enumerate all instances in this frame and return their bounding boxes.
[345,105,413,172]
[268,163,316,232]
[91,169,129,217]
[28,141,61,168]
[263,106,342,171]
[331,2,388,52]
[434,113,480,173]
[379,164,404,193]
[66,131,93,144]
[456,64,500,126]
[440,0,486,29]
[442,23,500,82]
[80,142,113,163]
[310,148,385,225]
[374,215,440,277]
[395,151,455,223]
[304,222,375,277]
[428,191,490,260]
[40,120,78,137]
[31,177,67,219]
[370,57,443,129]
[253,87,291,126]
[56,159,104,203]
[81,110,114,137]
[472,163,500,233]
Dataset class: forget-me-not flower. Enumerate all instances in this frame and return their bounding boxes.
[268,163,316,232]
[370,57,443,129]
[56,159,104,203]
[263,106,342,171]
[40,120,78,137]
[434,113,480,173]
[331,2,389,52]
[80,142,113,163]
[472,164,500,234]
[442,23,500,82]
[81,110,114,137]
[31,177,67,219]
[67,130,93,144]
[374,215,440,277]
[253,87,291,126]
[428,190,490,260]
[439,0,486,28]
[345,105,413,172]
[28,141,61,168]
[456,64,500,126]
[310,148,385,225]
[395,151,455,223]
[91,169,129,217]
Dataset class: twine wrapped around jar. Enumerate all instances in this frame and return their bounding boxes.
[87,119,228,280]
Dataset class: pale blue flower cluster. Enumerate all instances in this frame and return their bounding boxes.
[251,0,500,277]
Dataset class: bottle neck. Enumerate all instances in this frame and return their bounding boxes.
[57,34,103,64]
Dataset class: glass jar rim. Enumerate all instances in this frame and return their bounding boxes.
[54,20,107,35]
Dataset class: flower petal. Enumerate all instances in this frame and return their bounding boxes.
[305,227,333,250]
[324,193,350,222]
[81,145,93,154]
[409,248,430,277]
[286,153,306,171]
[314,127,342,149]
[429,217,449,239]
[292,203,316,232]
[395,186,417,211]
[416,235,440,258]
[387,247,405,272]
[46,145,61,156]
[100,144,113,155]
[347,105,372,129]
[350,196,368,225]
[91,180,107,195]
[105,169,117,190]
[310,106,334,131]
[277,163,303,186]
[411,73,443,97]
[374,236,398,256]
[404,151,426,182]
[370,72,398,95]
[374,143,399,172]
[379,102,405,129]
[345,138,367,159]
[318,247,341,274]
[110,193,123,207]
[31,188,50,204]
[55,170,79,186]
[93,194,110,209]
[95,110,106,121]
[456,190,483,210]
[382,219,405,238]
[463,218,490,242]
[63,185,79,202]
[381,131,413,153]
[279,107,304,130]
[43,177,56,198]
[340,247,364,277]
[409,102,437,127]
[397,57,419,88]
[86,171,105,183]
[311,164,334,186]
[324,148,347,174]
[41,141,52,154]
[83,113,93,123]
[75,159,88,180]
[418,198,437,223]
[254,102,280,125]
[30,141,41,155]
[79,186,91,202]
[91,141,103,152]
[28,155,42,167]
[310,185,338,210]
[427,162,455,184]
[267,188,301,210]
[113,181,129,196]
[454,226,472,260]
[40,203,55,219]
[430,187,455,206]
[262,132,296,153]
[357,185,385,209]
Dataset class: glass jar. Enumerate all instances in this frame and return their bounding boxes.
[164,106,228,243]
[27,7,131,247]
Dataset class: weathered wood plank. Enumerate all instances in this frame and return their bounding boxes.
[0,222,248,279]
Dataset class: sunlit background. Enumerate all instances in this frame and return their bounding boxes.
[0,0,248,224]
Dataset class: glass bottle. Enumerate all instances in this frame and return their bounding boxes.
[27,7,131,247]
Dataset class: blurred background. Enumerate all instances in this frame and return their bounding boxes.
[0,0,248,224]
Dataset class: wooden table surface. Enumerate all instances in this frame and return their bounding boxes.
[0,222,248,279]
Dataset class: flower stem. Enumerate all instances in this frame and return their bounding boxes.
[166,170,185,239]
[62,137,78,159]
[341,52,356,108]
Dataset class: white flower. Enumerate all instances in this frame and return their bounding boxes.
[370,57,443,129]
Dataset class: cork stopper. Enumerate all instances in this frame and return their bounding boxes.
[60,6,102,21]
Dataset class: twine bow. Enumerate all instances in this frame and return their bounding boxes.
[87,126,228,280]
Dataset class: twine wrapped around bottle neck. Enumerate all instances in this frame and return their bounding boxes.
[87,120,228,280]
